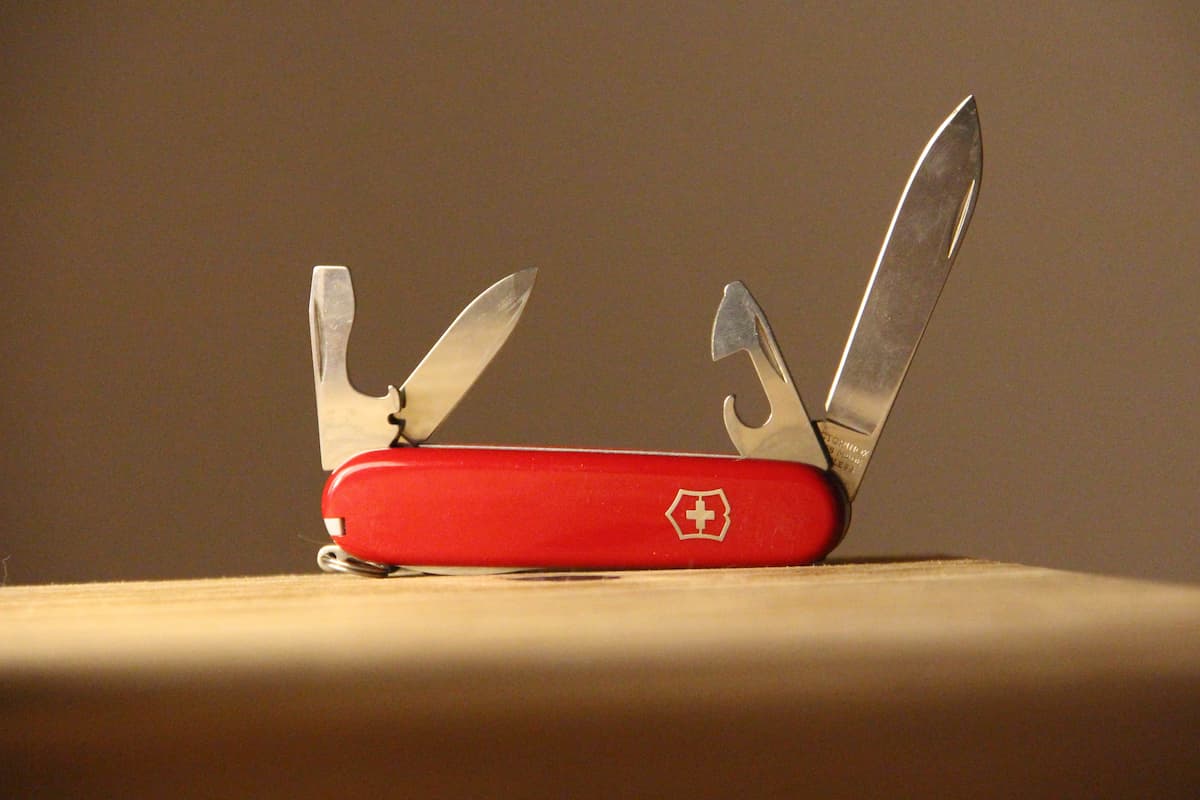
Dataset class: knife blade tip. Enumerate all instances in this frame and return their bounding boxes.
[511,267,538,297]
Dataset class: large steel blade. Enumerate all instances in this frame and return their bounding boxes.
[819,96,982,498]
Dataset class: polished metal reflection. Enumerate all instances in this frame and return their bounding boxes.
[821,95,983,498]
[309,266,537,470]
[397,268,537,444]
[712,281,828,468]
[310,267,402,470]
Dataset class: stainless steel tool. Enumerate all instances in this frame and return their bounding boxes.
[818,95,981,498]
[311,267,537,470]
[309,96,983,575]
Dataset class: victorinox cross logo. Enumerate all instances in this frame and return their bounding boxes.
[666,489,731,542]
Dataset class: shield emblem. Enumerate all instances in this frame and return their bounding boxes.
[666,489,731,542]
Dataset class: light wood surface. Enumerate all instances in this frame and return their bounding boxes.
[3,559,1199,797]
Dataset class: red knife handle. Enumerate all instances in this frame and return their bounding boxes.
[322,447,848,569]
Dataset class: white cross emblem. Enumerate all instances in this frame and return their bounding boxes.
[685,497,717,533]
[666,489,730,542]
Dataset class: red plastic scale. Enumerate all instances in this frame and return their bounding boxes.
[323,447,847,569]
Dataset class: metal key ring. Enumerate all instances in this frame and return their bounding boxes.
[317,545,412,578]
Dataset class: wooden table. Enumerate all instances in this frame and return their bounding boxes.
[3,559,1198,797]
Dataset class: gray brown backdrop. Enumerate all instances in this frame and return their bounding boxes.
[2,3,1196,584]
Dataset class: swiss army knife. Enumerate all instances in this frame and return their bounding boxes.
[311,96,982,577]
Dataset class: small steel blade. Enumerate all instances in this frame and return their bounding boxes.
[399,268,537,443]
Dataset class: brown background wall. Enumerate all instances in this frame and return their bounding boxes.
[1,3,1196,585]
